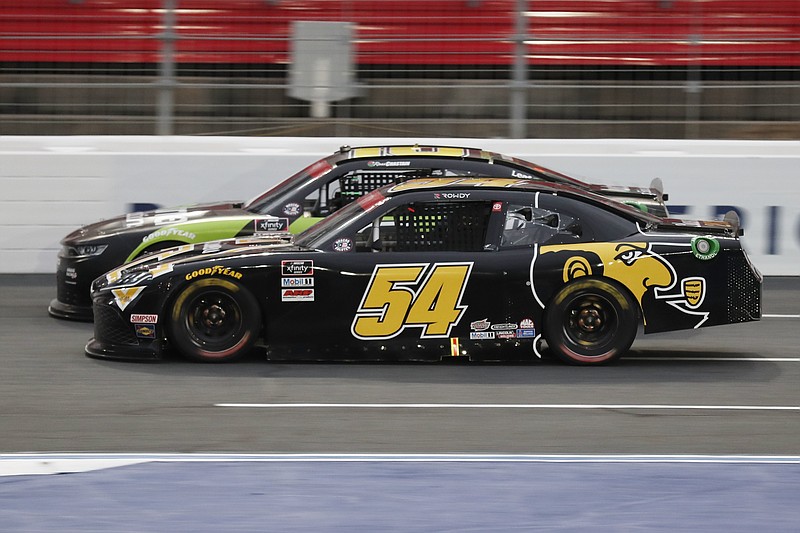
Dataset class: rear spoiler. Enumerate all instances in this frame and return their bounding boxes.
[723,210,744,237]
[655,210,743,237]
[650,178,669,202]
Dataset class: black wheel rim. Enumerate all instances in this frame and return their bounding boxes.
[183,290,243,350]
[562,293,618,351]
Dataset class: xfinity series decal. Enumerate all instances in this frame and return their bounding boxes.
[255,218,289,233]
[352,262,473,340]
[282,260,313,276]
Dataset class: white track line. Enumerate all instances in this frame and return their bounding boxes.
[2,453,798,476]
[626,357,800,362]
[763,314,800,318]
[215,403,799,411]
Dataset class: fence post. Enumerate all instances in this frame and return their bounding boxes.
[510,0,528,139]
[156,0,177,135]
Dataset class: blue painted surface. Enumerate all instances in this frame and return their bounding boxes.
[1,461,798,532]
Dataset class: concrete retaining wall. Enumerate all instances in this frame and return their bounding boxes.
[1,136,798,275]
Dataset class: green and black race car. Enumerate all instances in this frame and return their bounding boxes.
[52,145,669,321]
[86,177,758,366]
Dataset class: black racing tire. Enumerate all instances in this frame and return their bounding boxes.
[168,278,261,363]
[543,278,638,365]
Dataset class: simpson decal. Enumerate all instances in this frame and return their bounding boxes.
[130,314,158,324]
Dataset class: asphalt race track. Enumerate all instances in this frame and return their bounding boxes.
[1,274,798,531]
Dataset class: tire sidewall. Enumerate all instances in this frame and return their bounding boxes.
[544,277,638,365]
[169,278,261,363]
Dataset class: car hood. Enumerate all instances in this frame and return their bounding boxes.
[62,202,250,243]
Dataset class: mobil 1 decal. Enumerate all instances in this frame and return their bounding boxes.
[352,262,473,340]
[530,242,709,329]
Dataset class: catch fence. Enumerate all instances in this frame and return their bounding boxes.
[1,0,798,138]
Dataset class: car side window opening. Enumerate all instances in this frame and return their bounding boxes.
[501,203,582,248]
[355,200,493,253]
[302,169,437,217]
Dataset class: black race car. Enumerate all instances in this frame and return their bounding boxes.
[52,145,669,321]
[86,177,757,366]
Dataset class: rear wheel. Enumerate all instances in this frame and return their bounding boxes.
[543,278,637,365]
[168,278,261,362]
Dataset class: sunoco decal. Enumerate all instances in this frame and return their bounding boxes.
[135,324,156,339]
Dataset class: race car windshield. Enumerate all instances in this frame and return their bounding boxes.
[514,160,590,188]
[244,158,335,213]
[294,188,388,248]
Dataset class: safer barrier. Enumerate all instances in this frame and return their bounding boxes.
[1,136,797,275]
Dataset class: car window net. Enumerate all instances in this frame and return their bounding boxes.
[392,201,491,252]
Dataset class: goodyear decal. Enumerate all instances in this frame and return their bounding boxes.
[352,262,473,340]
[142,228,196,244]
[111,287,145,311]
[125,219,255,263]
[185,265,243,281]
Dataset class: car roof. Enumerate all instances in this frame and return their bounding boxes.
[385,177,565,195]
[381,177,663,224]
[340,145,485,161]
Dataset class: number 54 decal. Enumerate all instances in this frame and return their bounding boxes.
[352,262,473,340]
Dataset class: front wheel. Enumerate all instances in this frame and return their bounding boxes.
[543,278,638,365]
[168,278,261,363]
